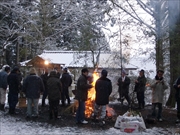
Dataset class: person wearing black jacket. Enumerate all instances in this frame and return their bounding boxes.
[40,69,49,107]
[47,71,62,120]
[117,70,131,106]
[7,67,21,114]
[134,69,147,109]
[60,68,72,106]
[173,76,180,123]
[0,65,10,111]
[75,68,93,124]
[93,69,112,125]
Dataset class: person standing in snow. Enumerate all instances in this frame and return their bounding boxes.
[93,69,112,125]
[75,68,93,124]
[173,76,180,123]
[22,68,44,118]
[47,71,62,120]
[7,67,21,114]
[60,67,72,106]
[117,70,131,106]
[150,70,168,122]
[0,65,11,111]
[134,69,147,109]
[40,69,49,107]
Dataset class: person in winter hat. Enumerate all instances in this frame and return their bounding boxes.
[134,69,147,109]
[93,69,112,125]
[47,71,62,120]
[7,67,21,114]
[60,67,72,106]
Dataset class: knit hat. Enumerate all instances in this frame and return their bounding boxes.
[13,66,20,72]
[140,69,145,73]
[101,69,108,77]
[2,65,10,72]
[49,70,57,76]
[63,67,68,72]
[122,69,126,75]
[81,68,89,73]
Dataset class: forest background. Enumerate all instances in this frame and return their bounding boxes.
[0,0,180,107]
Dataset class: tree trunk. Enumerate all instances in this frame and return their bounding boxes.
[166,1,180,107]
[155,1,164,71]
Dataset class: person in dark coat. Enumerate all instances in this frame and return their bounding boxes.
[75,68,93,124]
[22,68,44,118]
[7,67,21,114]
[47,71,62,120]
[0,65,10,111]
[173,76,180,123]
[93,69,112,124]
[40,69,49,107]
[117,70,131,106]
[60,67,72,106]
[134,69,147,109]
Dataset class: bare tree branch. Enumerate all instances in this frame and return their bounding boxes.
[110,0,156,33]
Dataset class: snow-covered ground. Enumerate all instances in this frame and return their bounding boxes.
[2,93,180,135]
[0,110,179,135]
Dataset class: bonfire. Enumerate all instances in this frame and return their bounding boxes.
[85,71,99,117]
[64,70,115,118]
[85,71,115,118]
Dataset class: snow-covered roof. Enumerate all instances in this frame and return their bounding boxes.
[28,50,137,69]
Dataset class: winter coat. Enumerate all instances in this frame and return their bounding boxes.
[173,77,180,100]
[118,76,130,94]
[95,77,112,105]
[75,74,92,101]
[0,70,8,89]
[150,78,168,103]
[7,70,21,94]
[23,73,44,99]
[134,75,147,93]
[61,72,72,90]
[40,73,49,90]
[47,71,62,101]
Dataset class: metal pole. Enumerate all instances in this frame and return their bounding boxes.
[119,13,123,106]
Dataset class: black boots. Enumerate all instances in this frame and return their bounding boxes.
[9,108,16,114]
[0,104,5,111]
[49,111,53,120]
[54,110,58,119]
[49,109,58,120]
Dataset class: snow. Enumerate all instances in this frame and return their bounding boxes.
[39,50,138,69]
[0,110,178,135]
[1,90,178,135]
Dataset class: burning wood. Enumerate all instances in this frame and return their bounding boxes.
[85,71,99,118]
[106,105,115,118]
[85,71,115,118]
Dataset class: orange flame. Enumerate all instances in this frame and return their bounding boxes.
[85,71,99,118]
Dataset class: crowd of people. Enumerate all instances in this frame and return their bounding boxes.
[0,65,73,120]
[117,69,178,123]
[0,65,179,125]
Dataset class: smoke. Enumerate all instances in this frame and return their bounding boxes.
[168,1,180,30]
